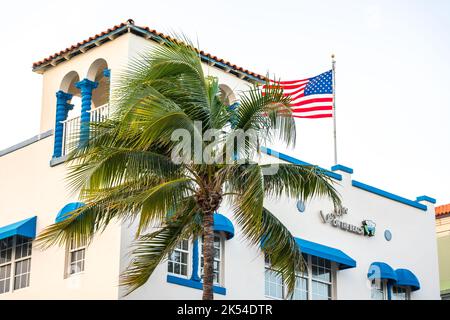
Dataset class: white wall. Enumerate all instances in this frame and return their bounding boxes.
[0,137,122,299]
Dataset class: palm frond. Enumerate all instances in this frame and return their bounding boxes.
[260,207,306,297]
[262,163,341,208]
[120,199,201,294]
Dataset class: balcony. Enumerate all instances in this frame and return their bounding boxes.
[60,104,110,157]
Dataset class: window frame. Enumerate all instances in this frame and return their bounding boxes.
[167,239,191,279]
[0,236,32,294]
[200,234,224,286]
[66,237,87,277]
[370,279,388,300]
[264,254,336,300]
[264,256,286,300]
[392,285,411,300]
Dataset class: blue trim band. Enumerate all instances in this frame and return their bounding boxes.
[167,275,226,295]
[261,147,342,181]
[331,164,354,174]
[416,196,436,204]
[352,180,427,211]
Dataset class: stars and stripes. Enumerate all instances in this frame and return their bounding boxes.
[264,70,334,119]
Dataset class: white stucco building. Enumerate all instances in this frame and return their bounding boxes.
[0,20,441,300]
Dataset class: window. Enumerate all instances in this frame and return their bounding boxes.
[265,254,334,300]
[168,239,189,277]
[68,237,86,275]
[265,256,285,299]
[311,256,332,300]
[167,234,226,289]
[0,236,32,294]
[392,286,410,300]
[370,279,386,300]
[200,235,222,285]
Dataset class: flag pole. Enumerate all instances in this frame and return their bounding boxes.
[332,54,338,165]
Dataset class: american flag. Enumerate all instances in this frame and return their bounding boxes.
[264,70,334,119]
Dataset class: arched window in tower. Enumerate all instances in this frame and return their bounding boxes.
[87,58,110,123]
[53,71,82,159]
[219,84,238,107]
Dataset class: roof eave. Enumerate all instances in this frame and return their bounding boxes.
[32,25,129,74]
[32,24,265,84]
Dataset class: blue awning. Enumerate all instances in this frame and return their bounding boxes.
[214,214,235,240]
[55,202,85,223]
[0,216,37,241]
[367,262,397,282]
[295,237,356,270]
[395,269,420,291]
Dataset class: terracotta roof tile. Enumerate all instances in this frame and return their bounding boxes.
[32,20,265,81]
[436,204,450,218]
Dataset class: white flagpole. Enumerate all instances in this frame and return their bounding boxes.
[332,54,338,165]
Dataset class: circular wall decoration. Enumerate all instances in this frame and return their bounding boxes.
[296,200,306,213]
[384,230,392,241]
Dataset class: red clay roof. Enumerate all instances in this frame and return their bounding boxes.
[32,19,265,82]
[436,204,450,218]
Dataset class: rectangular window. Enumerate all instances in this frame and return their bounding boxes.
[0,236,32,294]
[265,268,285,299]
[168,239,189,277]
[68,237,86,275]
[371,279,386,300]
[311,256,332,300]
[200,235,222,285]
[265,254,335,300]
[392,286,410,300]
[292,275,308,300]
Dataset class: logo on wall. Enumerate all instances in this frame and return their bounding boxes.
[319,207,376,238]
[362,220,376,237]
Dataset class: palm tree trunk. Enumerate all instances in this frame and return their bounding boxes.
[202,211,215,300]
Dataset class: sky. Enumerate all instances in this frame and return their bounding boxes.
[0,0,449,205]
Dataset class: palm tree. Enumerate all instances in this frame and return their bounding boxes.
[36,37,341,300]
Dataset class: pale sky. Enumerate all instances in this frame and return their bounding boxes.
[0,0,449,205]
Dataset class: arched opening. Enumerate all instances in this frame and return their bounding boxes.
[87,58,110,109]
[59,71,81,120]
[219,84,238,106]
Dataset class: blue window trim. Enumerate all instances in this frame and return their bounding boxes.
[352,180,427,211]
[167,275,226,295]
[331,164,354,174]
[261,147,343,181]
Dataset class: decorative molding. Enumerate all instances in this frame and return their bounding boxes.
[49,155,68,167]
[352,180,427,211]
[416,196,436,204]
[331,164,354,174]
[0,130,53,157]
[261,147,343,181]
